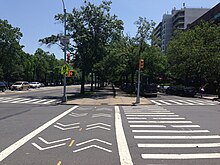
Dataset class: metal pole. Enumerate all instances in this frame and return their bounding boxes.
[136,68,141,104]
[62,0,67,102]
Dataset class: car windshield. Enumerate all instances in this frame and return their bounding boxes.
[14,83,22,85]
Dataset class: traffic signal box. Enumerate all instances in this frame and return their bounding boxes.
[139,59,144,69]
[67,70,73,77]
[67,52,71,64]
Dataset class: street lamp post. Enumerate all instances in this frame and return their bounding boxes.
[61,0,67,102]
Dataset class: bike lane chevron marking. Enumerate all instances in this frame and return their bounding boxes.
[32,142,66,151]
[86,126,111,131]
[92,113,112,118]
[53,125,80,131]
[86,123,111,127]
[32,137,71,151]
[0,106,78,162]
[73,145,112,153]
[56,122,80,127]
[72,139,112,153]
[38,137,71,144]
[69,113,88,117]
[76,139,112,146]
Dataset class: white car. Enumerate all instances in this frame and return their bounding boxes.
[29,82,41,88]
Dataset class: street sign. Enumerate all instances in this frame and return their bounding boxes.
[61,64,69,75]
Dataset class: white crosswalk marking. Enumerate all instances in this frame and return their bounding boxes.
[0,97,58,105]
[123,105,220,162]
[150,99,218,106]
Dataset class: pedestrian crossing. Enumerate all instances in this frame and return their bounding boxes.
[0,97,59,105]
[150,99,218,106]
[123,105,220,163]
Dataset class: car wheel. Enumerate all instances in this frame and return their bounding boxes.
[2,88,6,92]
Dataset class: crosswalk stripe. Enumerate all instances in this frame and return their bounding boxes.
[171,125,200,128]
[126,115,179,117]
[134,135,220,139]
[42,99,57,104]
[141,153,220,159]
[0,97,57,105]
[167,100,183,105]
[130,125,166,128]
[138,143,220,148]
[128,121,192,124]
[150,99,217,106]
[132,130,209,133]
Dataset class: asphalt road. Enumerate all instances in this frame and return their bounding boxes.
[0,89,220,165]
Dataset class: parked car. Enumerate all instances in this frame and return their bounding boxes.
[29,82,41,88]
[11,81,30,91]
[0,82,7,92]
[140,83,158,97]
[166,86,196,97]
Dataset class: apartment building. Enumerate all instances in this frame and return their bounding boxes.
[153,6,210,52]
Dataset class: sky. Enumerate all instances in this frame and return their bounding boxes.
[0,0,219,59]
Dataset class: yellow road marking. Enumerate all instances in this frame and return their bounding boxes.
[69,140,75,147]
[57,161,61,165]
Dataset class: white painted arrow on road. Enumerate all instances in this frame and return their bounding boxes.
[73,145,112,153]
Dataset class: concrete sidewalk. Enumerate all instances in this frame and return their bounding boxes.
[65,86,152,106]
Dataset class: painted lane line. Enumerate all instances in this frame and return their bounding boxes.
[73,145,112,153]
[57,161,62,165]
[126,115,179,117]
[86,123,111,127]
[130,125,166,128]
[134,135,220,139]
[138,143,220,148]
[68,140,75,147]
[0,106,78,162]
[56,122,80,127]
[76,138,112,146]
[128,121,192,124]
[115,106,133,165]
[132,130,210,133]
[38,137,71,144]
[32,142,66,151]
[141,153,220,159]
[86,126,111,131]
[171,125,200,128]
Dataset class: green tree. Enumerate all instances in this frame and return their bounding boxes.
[167,21,220,86]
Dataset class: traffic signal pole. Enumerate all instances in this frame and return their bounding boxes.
[136,67,141,104]
[136,59,144,104]
[62,0,67,102]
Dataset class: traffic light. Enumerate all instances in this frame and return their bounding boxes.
[67,52,70,64]
[139,59,144,69]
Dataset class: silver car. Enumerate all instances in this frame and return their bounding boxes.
[11,81,30,91]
